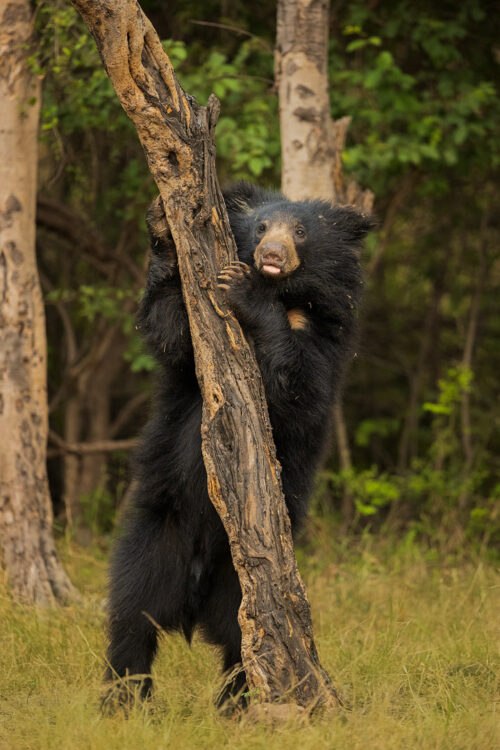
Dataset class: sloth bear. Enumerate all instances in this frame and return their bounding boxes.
[104,182,373,708]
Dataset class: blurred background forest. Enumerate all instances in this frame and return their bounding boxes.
[33,0,499,550]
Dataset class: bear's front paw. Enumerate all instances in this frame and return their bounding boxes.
[146,196,169,240]
[217,261,255,319]
[146,196,177,268]
[217,261,252,292]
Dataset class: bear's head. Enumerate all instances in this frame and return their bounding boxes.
[224,182,375,286]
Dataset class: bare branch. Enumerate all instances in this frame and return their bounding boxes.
[108,391,150,438]
[48,430,136,457]
[37,196,108,258]
[189,19,273,54]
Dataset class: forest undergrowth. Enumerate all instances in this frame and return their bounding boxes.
[1,528,498,750]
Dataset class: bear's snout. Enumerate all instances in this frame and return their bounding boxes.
[254,229,300,277]
[261,242,287,266]
[258,242,288,276]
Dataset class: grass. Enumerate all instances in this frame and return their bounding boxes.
[1,527,499,750]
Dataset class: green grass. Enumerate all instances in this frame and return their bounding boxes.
[1,530,499,750]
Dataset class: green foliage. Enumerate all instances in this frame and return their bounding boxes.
[320,467,400,517]
[332,2,500,193]
[80,482,115,534]
[424,367,473,414]
[163,38,279,181]
[423,366,473,457]
[355,417,401,447]
[46,285,155,372]
[32,3,130,136]
[46,285,133,324]
[320,365,499,551]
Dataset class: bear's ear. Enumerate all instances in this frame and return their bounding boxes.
[328,205,377,246]
[223,181,284,215]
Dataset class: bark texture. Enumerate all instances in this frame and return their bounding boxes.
[275,0,335,201]
[0,0,76,604]
[276,0,373,211]
[71,0,338,709]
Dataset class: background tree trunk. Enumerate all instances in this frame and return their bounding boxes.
[276,0,373,523]
[71,0,339,710]
[275,0,334,201]
[0,0,76,604]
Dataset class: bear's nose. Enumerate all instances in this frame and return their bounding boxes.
[260,242,287,265]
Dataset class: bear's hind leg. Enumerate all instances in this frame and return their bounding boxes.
[103,507,190,711]
[199,555,249,710]
[103,610,157,712]
[215,657,248,711]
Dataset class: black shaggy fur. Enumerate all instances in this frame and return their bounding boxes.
[105,182,373,706]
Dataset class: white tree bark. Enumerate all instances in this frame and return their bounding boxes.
[275,0,335,201]
[276,0,373,211]
[0,0,76,603]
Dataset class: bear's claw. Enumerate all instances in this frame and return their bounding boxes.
[217,262,251,290]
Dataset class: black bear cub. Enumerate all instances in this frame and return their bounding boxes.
[104,182,373,708]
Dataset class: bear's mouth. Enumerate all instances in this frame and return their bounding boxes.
[261,263,283,276]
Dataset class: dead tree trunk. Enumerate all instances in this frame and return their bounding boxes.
[70,0,339,710]
[0,0,77,604]
[276,0,373,522]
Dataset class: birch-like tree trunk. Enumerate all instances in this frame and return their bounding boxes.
[275,0,334,201]
[276,2,373,210]
[0,0,76,604]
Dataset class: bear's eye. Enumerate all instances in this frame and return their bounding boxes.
[295,226,306,239]
[256,222,267,234]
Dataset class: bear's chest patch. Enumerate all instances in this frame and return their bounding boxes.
[286,307,309,331]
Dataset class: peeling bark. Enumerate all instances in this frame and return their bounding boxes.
[70,0,339,709]
[0,0,77,604]
[275,1,373,212]
[275,0,334,201]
